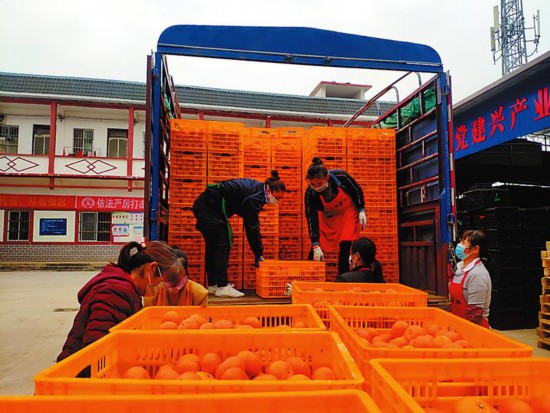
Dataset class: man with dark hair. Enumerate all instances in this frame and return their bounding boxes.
[336,237,384,283]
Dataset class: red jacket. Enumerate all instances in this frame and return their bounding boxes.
[57,264,142,362]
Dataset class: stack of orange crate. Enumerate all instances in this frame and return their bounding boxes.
[346,128,399,283]
[272,128,305,260]
[242,128,279,289]
[206,121,245,289]
[167,119,208,285]
[303,127,348,281]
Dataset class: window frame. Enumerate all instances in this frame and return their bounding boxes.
[6,210,31,242]
[0,125,20,154]
[107,128,128,158]
[78,211,111,242]
[73,128,94,156]
[32,124,51,155]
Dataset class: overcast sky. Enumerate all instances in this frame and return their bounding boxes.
[1,0,548,103]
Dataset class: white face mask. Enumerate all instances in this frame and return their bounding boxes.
[267,194,279,205]
[311,182,329,193]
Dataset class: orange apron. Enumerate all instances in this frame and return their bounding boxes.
[318,188,360,252]
[449,259,490,328]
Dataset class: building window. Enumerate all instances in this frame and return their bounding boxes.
[33,125,50,155]
[107,129,128,158]
[7,211,30,241]
[79,212,111,242]
[0,125,19,154]
[73,129,94,156]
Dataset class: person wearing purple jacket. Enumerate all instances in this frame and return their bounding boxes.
[57,241,181,364]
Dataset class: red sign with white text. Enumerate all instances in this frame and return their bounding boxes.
[0,194,75,210]
[76,196,144,211]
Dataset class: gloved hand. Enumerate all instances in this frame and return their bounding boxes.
[255,256,264,268]
[312,246,324,262]
[359,211,367,230]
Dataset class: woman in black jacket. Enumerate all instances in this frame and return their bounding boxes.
[336,237,384,283]
[305,157,367,275]
[193,170,285,298]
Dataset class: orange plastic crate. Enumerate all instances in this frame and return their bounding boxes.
[370,358,550,413]
[328,306,533,391]
[256,260,324,298]
[168,175,207,206]
[0,391,380,413]
[292,282,427,326]
[111,304,325,332]
[35,331,363,395]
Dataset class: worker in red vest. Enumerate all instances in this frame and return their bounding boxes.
[449,230,492,328]
[305,157,367,275]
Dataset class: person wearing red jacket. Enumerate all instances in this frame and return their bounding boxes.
[57,241,183,364]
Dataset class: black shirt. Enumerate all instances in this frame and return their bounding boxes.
[336,262,384,283]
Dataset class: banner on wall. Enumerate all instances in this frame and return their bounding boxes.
[112,211,144,242]
[0,194,74,210]
[76,197,144,212]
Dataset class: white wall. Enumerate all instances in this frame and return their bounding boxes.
[32,211,75,243]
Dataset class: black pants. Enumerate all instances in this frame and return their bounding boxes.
[307,240,352,276]
[193,189,231,288]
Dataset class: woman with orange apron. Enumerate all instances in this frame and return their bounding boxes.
[305,157,367,275]
[449,230,492,328]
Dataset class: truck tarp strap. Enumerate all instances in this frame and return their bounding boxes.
[207,183,233,249]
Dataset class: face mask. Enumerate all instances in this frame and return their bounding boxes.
[311,181,329,193]
[267,194,279,205]
[455,243,469,261]
[349,253,358,270]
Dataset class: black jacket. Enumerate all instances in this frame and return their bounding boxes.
[217,178,267,258]
[336,262,384,283]
[305,169,365,245]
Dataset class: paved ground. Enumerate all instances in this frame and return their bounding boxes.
[0,270,548,395]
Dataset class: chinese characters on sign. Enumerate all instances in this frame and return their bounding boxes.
[0,194,74,209]
[76,197,144,211]
[454,86,550,159]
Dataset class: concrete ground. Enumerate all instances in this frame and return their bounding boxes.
[0,270,548,395]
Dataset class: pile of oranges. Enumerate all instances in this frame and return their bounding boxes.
[423,394,550,412]
[355,320,472,349]
[158,310,307,330]
[121,351,336,381]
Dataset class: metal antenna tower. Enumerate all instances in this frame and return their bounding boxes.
[490,0,541,76]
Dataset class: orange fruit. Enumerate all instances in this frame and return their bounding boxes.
[253,374,278,380]
[178,317,200,330]
[214,319,235,329]
[433,335,453,348]
[267,360,294,380]
[411,334,434,348]
[200,352,221,376]
[288,374,311,381]
[424,322,441,337]
[531,394,550,412]
[155,364,179,380]
[160,321,178,330]
[237,350,262,377]
[175,358,200,374]
[123,366,150,380]
[454,339,471,348]
[404,325,426,342]
[388,337,408,348]
[442,342,462,349]
[442,330,460,342]
[276,324,291,329]
[452,397,494,412]
[215,356,245,379]
[386,288,397,293]
[162,310,182,325]
[497,398,533,413]
[221,366,249,380]
[293,320,307,328]
[188,313,207,326]
[179,353,201,364]
[390,320,409,339]
[242,316,262,328]
[285,356,311,377]
[312,366,336,380]
[199,322,214,330]
[177,371,201,380]
[196,371,215,380]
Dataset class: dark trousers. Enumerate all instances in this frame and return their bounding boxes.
[307,240,353,276]
[193,190,231,288]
